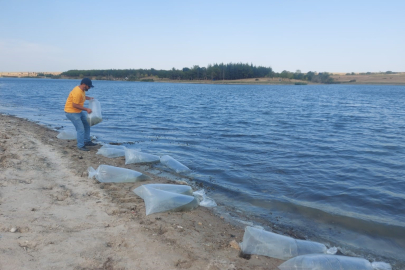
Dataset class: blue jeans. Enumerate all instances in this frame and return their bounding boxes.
[65,111,91,148]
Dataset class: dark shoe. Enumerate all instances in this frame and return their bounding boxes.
[78,147,90,151]
[85,141,98,146]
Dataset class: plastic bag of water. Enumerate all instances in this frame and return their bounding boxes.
[56,130,77,140]
[125,148,160,164]
[134,184,193,199]
[133,184,198,215]
[240,226,335,260]
[278,254,392,270]
[88,165,149,183]
[96,145,127,158]
[86,99,102,126]
[160,155,191,174]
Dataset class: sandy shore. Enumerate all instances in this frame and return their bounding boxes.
[0,114,282,270]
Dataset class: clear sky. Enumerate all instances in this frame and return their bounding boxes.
[1,0,404,73]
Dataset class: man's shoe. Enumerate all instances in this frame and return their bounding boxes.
[78,147,90,151]
[85,142,98,146]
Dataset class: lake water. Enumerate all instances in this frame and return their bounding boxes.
[1,78,404,267]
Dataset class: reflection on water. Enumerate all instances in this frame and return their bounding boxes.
[1,78,405,266]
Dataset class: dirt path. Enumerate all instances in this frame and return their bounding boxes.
[0,114,282,270]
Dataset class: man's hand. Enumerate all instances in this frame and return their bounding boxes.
[72,102,93,113]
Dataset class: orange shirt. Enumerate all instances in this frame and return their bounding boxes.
[64,86,85,113]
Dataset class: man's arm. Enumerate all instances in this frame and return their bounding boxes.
[72,103,92,114]
[85,96,94,100]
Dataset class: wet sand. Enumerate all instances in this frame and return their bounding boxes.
[0,114,283,270]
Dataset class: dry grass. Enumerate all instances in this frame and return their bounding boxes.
[0,71,62,77]
[331,72,405,85]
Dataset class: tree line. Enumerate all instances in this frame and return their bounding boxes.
[61,63,335,83]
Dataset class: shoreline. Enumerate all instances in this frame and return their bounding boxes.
[0,113,283,269]
[1,113,403,269]
[2,75,405,86]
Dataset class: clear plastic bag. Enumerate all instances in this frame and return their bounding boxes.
[96,145,127,158]
[88,165,149,183]
[134,184,193,199]
[56,130,77,140]
[86,99,102,126]
[133,184,198,215]
[193,189,217,207]
[278,254,392,270]
[240,226,330,260]
[160,155,191,174]
[125,148,160,164]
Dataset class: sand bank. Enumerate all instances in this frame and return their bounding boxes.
[0,114,282,270]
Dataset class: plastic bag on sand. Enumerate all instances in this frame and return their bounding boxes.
[57,130,77,140]
[160,155,191,174]
[278,254,392,270]
[86,99,102,126]
[134,184,193,199]
[96,145,127,158]
[88,165,149,183]
[240,226,335,260]
[133,184,198,215]
[193,189,217,207]
[125,148,160,164]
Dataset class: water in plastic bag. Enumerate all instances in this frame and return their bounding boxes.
[160,155,191,174]
[134,184,193,199]
[133,184,198,215]
[125,148,160,164]
[86,99,102,126]
[193,189,217,207]
[57,130,77,140]
[278,254,392,270]
[96,145,127,158]
[240,226,328,260]
[88,165,149,183]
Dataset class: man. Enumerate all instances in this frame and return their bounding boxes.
[64,78,98,151]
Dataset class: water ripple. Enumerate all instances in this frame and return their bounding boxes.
[1,78,405,264]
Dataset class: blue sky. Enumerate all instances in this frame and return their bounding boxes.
[1,0,404,73]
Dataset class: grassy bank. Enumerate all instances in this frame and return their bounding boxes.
[2,72,405,85]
